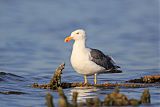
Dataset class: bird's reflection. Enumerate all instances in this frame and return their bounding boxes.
[70,87,99,102]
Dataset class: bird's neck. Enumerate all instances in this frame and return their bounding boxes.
[73,39,86,50]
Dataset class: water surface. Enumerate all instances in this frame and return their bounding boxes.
[0,0,159,107]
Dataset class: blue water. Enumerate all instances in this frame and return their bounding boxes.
[0,0,159,107]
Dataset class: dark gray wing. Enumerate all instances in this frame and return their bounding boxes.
[90,49,120,70]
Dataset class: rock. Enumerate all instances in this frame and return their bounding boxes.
[129,99,141,106]
[141,89,151,104]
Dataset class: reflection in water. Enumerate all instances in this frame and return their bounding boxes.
[70,87,99,102]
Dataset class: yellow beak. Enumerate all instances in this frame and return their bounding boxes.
[64,36,73,42]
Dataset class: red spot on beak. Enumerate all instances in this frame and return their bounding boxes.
[64,36,73,42]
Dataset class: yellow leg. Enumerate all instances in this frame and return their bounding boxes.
[94,73,97,84]
[84,75,88,84]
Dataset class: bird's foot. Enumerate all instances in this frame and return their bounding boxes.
[94,80,97,85]
[94,73,97,85]
[84,75,88,84]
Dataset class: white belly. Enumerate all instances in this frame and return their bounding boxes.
[71,48,105,75]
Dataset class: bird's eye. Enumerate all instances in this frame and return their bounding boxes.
[76,32,79,34]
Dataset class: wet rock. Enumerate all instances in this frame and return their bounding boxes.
[141,89,151,104]
[86,98,94,107]
[126,74,160,83]
[32,63,65,89]
[44,87,151,107]
[129,99,141,106]
[49,63,65,87]
[93,97,101,107]
[103,89,129,106]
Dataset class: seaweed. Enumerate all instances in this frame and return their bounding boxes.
[32,63,65,90]
[32,63,160,89]
[126,75,160,83]
[32,63,156,106]
[45,87,151,107]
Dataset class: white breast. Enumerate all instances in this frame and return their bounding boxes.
[71,47,105,75]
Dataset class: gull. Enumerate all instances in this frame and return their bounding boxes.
[64,29,120,84]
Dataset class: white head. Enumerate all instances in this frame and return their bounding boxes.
[64,29,86,42]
